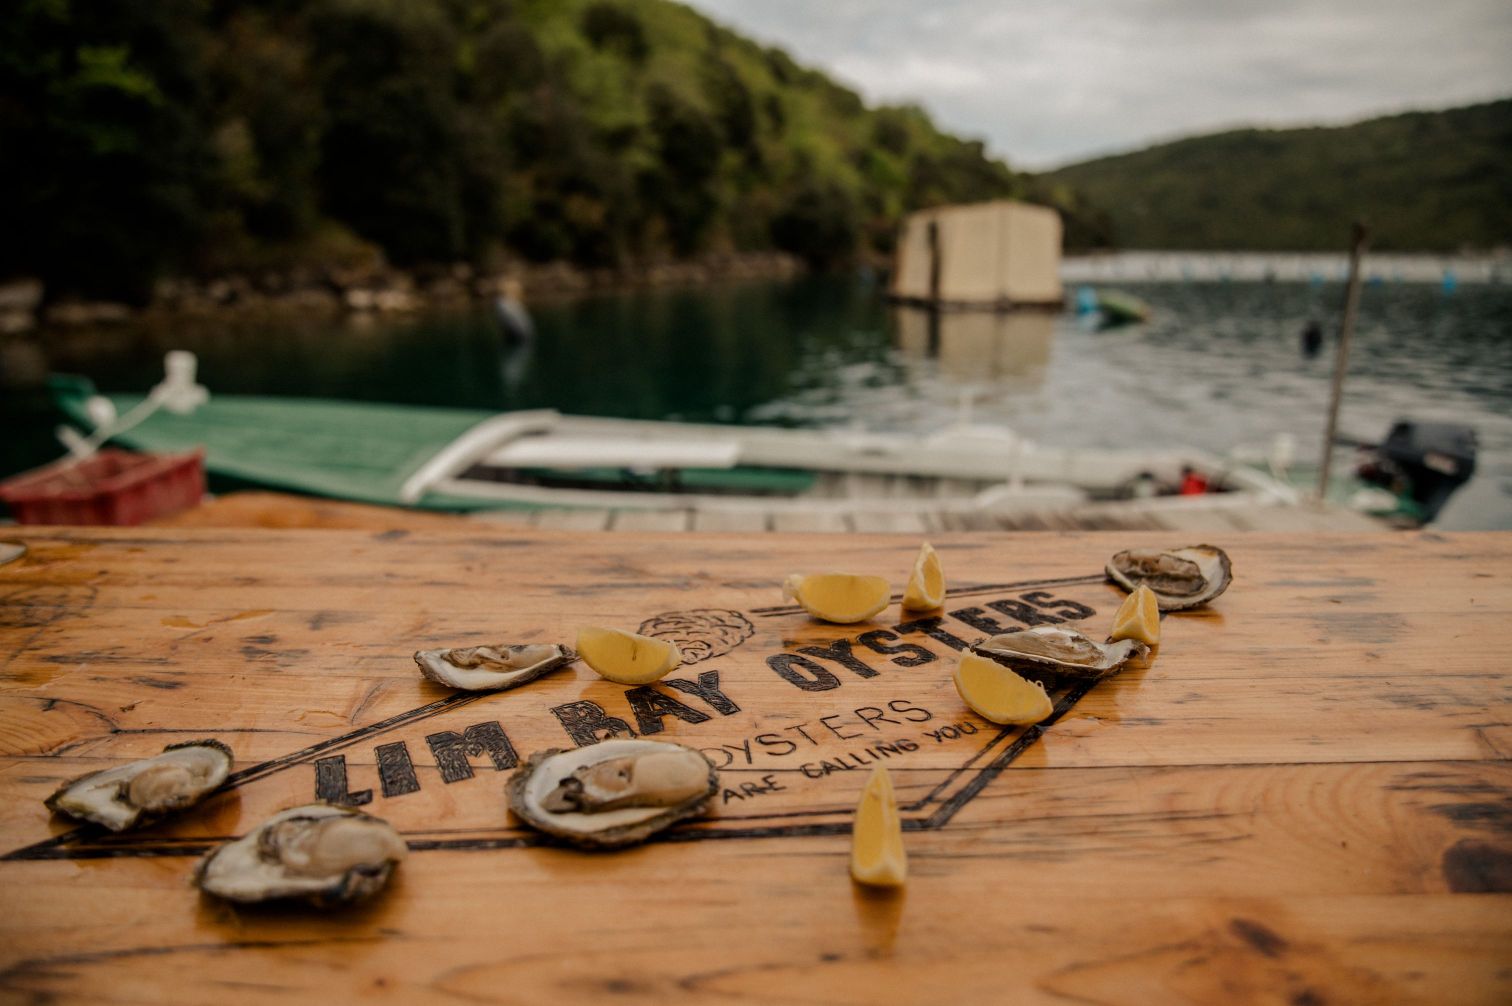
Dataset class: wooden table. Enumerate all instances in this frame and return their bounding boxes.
[1,528,1507,1004]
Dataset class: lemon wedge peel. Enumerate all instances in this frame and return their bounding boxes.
[1109,583,1161,647]
[901,542,946,611]
[575,627,682,685]
[850,764,907,887]
[783,572,891,624]
[953,652,1055,725]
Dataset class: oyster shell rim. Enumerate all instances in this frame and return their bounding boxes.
[505,740,718,850]
[1105,543,1233,611]
[412,642,576,692]
[970,626,1148,681]
[193,802,407,907]
[43,738,234,832]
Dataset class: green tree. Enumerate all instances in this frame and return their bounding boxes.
[0,0,216,300]
[642,83,722,255]
[0,0,1102,296]
[771,180,859,268]
[308,0,473,264]
[581,2,648,63]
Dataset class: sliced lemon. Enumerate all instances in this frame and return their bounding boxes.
[1109,582,1160,647]
[782,572,890,624]
[953,652,1054,725]
[575,627,681,685]
[901,541,946,610]
[850,764,906,887]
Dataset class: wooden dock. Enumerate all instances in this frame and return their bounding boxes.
[0,526,1507,1003]
[156,491,1384,534]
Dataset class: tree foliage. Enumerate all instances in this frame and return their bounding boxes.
[0,0,1070,299]
[0,0,216,299]
[1041,100,1512,252]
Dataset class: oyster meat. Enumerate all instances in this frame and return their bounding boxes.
[1106,544,1232,610]
[195,804,407,906]
[507,739,717,849]
[972,626,1147,681]
[414,642,575,691]
[45,739,233,831]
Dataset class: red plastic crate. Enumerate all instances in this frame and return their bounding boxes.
[0,449,205,526]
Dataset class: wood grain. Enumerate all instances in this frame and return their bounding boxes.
[0,527,1508,1005]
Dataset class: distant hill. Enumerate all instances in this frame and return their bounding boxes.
[1038,100,1512,251]
[0,0,1082,300]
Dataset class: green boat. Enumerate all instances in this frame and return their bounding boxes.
[48,354,1296,518]
[1095,291,1152,328]
[48,373,821,512]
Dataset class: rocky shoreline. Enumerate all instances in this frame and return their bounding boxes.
[0,251,805,335]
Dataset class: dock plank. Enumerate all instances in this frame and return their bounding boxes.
[771,511,853,533]
[152,491,1388,535]
[689,510,770,533]
[532,507,613,530]
[689,511,768,532]
[849,512,931,534]
[1145,506,1248,532]
[608,509,692,532]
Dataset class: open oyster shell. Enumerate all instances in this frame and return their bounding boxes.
[194,803,407,906]
[44,739,233,831]
[972,626,1147,681]
[506,739,718,849]
[1106,544,1232,610]
[413,642,575,691]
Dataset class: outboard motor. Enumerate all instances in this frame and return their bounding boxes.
[1357,420,1477,524]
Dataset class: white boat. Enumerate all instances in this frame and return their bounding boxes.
[50,354,1304,524]
[397,411,1297,519]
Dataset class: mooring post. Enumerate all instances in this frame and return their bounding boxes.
[1317,222,1369,500]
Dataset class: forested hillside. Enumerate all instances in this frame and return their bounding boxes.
[0,0,1095,301]
[1041,100,1512,251]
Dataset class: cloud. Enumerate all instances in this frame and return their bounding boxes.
[830,54,989,96]
[680,0,1512,168]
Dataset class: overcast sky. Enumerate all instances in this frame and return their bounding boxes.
[680,0,1512,170]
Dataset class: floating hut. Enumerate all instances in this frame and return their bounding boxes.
[890,200,1063,309]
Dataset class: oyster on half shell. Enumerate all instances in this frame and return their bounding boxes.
[45,739,233,831]
[413,642,575,691]
[506,739,717,849]
[972,626,1147,681]
[194,804,407,906]
[1106,544,1232,611]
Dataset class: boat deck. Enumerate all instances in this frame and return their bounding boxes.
[155,491,1383,534]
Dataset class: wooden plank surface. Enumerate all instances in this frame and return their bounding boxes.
[771,511,853,533]
[689,509,769,533]
[849,511,934,534]
[0,528,1508,1005]
[609,509,692,532]
[149,490,1387,536]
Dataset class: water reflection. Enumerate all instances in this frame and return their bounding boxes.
[6,274,1511,528]
[893,306,1055,385]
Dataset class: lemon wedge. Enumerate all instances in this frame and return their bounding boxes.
[953,652,1054,725]
[850,764,906,887]
[1109,583,1160,646]
[782,572,890,624]
[901,541,945,610]
[575,627,682,685]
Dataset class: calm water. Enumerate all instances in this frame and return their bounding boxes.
[7,275,1511,528]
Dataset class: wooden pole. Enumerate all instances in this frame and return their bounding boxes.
[926,218,942,306]
[1317,222,1369,500]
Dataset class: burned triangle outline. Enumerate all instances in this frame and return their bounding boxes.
[4,573,1107,860]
